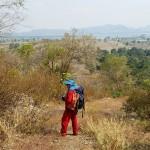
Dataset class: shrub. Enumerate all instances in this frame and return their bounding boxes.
[99,54,133,96]
[17,43,34,58]
[18,69,61,103]
[12,94,51,134]
[123,90,150,119]
[0,64,21,116]
[112,90,123,98]
[2,93,53,135]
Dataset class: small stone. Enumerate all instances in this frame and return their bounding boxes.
[53,139,59,143]
[84,142,89,145]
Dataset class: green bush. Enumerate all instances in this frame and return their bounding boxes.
[112,90,122,98]
[123,90,150,119]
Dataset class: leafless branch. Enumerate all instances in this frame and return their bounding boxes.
[0,0,24,36]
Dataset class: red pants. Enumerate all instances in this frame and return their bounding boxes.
[61,109,79,135]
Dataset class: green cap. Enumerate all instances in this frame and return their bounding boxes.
[61,73,73,83]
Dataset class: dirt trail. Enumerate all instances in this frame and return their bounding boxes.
[14,132,96,150]
[13,105,97,150]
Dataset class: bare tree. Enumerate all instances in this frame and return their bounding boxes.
[59,29,97,73]
[60,29,79,73]
[0,0,24,36]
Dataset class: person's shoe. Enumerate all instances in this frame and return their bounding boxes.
[73,133,78,136]
[61,133,67,137]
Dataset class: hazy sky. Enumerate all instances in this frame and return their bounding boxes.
[17,0,150,31]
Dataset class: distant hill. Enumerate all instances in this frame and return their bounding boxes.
[79,25,150,37]
[13,29,67,39]
[13,25,150,39]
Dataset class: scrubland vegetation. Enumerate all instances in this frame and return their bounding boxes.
[0,1,149,149]
[0,31,150,149]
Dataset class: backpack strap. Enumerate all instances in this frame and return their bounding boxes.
[82,109,84,118]
[81,97,85,118]
[73,92,80,108]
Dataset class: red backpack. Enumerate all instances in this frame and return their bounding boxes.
[66,90,80,111]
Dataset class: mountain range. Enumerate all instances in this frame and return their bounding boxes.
[13,25,150,38]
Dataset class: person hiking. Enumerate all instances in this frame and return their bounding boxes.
[60,79,80,136]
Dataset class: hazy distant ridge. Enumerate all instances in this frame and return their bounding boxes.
[14,25,150,38]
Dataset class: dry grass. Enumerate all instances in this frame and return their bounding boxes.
[83,98,150,150]
[17,70,62,103]
[0,51,63,148]
[96,40,126,51]
[0,93,58,149]
[86,97,127,116]
[3,93,55,135]
[0,50,62,104]
[85,117,135,150]
[0,119,18,149]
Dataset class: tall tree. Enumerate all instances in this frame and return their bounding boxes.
[61,30,96,73]
[60,29,79,73]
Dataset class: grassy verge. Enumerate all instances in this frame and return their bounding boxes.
[84,117,134,150]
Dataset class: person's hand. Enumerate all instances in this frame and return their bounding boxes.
[61,96,65,101]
